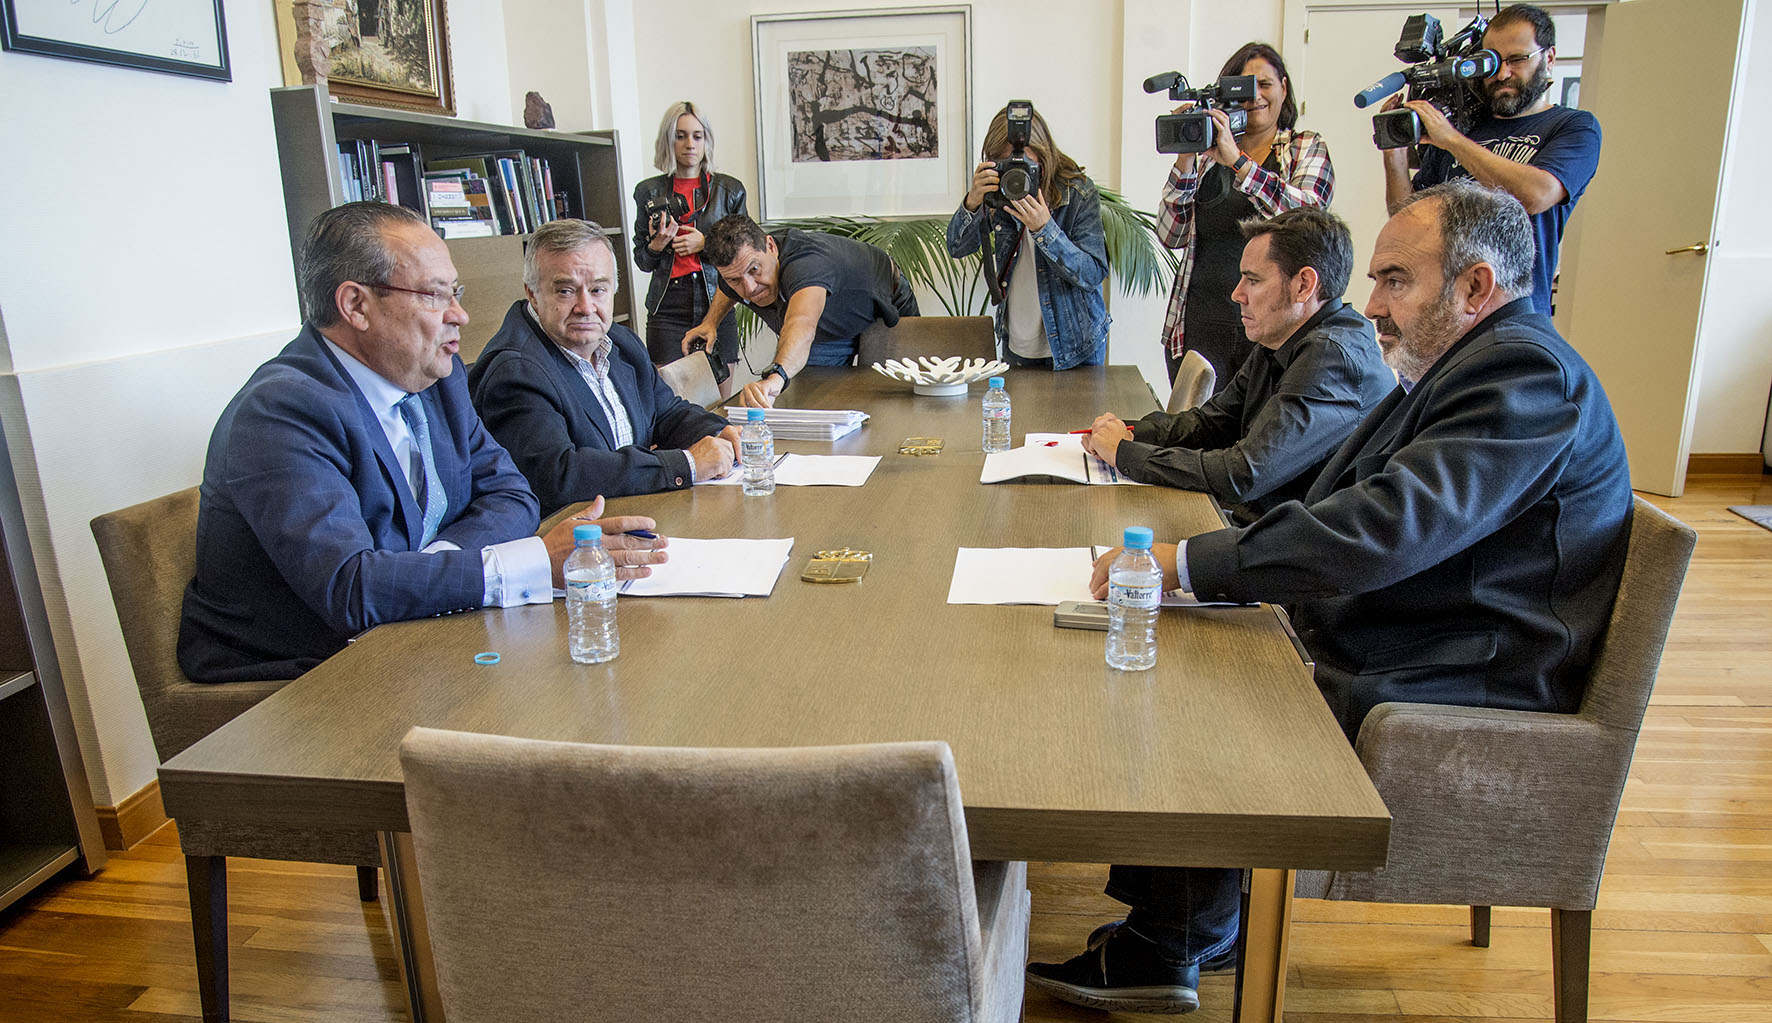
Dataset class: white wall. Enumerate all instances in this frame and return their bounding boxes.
[1692,0,1772,453]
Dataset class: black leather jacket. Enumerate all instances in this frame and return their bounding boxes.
[631,172,749,316]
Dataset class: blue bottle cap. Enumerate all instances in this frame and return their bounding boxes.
[988,376,1005,388]
[1123,526,1154,549]
[573,524,603,543]
[747,407,766,422]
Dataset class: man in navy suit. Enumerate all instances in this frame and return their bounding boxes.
[1030,179,1633,1014]
[179,203,668,684]
[468,219,741,516]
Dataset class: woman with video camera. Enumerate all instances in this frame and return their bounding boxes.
[1159,42,1333,392]
[632,101,749,392]
[946,103,1110,370]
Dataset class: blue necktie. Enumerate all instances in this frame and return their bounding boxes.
[396,394,447,546]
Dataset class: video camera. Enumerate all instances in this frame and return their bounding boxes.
[1143,71,1256,155]
[1353,13,1500,150]
[983,100,1042,209]
[642,190,690,234]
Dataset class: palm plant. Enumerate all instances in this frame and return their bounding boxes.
[735,187,1176,338]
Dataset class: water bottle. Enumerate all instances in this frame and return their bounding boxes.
[982,376,1011,453]
[741,407,775,496]
[1106,526,1161,671]
[564,524,619,664]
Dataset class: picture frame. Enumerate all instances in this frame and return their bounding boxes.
[273,0,454,115]
[0,0,230,81]
[752,6,972,220]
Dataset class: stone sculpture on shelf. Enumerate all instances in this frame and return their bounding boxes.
[525,92,556,130]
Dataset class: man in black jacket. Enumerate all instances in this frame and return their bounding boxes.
[1082,208,1391,522]
[468,219,739,515]
[1031,179,1633,1015]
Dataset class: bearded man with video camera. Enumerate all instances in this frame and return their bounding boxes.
[1381,3,1601,316]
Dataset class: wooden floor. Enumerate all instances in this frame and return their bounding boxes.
[2,473,1767,1022]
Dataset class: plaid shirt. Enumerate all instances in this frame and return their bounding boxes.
[1157,129,1335,358]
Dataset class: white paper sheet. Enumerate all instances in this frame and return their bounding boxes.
[722,407,869,441]
[946,547,1097,606]
[698,453,881,487]
[980,433,1144,485]
[618,537,794,598]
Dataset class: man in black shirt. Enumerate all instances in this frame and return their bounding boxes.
[1083,207,1390,522]
[689,214,918,407]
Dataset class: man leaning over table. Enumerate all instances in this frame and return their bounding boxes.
[686,213,919,409]
[468,219,742,516]
[1080,207,1391,524]
[1028,179,1633,1015]
[179,202,667,685]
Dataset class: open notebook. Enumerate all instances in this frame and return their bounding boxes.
[980,433,1145,485]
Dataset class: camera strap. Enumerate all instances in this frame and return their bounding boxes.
[981,219,1023,307]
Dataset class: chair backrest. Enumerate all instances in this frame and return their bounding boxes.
[1166,349,1215,413]
[656,351,722,407]
[92,488,286,760]
[401,729,985,1023]
[859,316,995,366]
[1578,496,1697,732]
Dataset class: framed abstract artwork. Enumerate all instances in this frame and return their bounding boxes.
[273,0,454,115]
[752,6,971,219]
[0,0,230,80]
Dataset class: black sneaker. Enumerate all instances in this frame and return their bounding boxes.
[1026,923,1200,1014]
[1085,920,1240,975]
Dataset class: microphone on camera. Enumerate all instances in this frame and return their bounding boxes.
[1353,71,1408,108]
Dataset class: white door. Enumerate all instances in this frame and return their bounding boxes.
[1287,5,1463,312]
[1557,0,1751,496]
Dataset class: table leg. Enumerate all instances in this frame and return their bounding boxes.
[379,831,445,1023]
[185,853,229,1023]
[1232,868,1294,1023]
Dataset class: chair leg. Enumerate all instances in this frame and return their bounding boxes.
[357,865,379,902]
[185,854,229,1023]
[1469,905,1492,947]
[1551,908,1592,1023]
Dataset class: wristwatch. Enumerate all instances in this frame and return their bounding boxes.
[762,362,791,390]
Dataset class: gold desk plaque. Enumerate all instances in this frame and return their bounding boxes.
[900,436,945,456]
[802,547,873,584]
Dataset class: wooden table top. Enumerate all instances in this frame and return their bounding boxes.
[161,366,1389,870]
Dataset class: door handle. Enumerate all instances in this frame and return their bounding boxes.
[1664,242,1710,255]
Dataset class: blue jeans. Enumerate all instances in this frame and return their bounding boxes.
[1105,865,1242,965]
[805,338,859,366]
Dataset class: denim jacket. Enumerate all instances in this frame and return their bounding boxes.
[945,175,1110,370]
[631,172,748,316]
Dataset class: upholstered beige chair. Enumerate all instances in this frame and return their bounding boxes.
[1165,350,1216,413]
[92,488,381,1022]
[1296,497,1697,1023]
[401,729,1030,1023]
[859,315,997,366]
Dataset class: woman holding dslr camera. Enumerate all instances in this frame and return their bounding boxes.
[632,101,749,391]
[946,103,1110,370]
[1159,42,1333,391]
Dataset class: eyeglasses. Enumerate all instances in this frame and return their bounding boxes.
[366,281,466,310]
[1498,47,1546,70]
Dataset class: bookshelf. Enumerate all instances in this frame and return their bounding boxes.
[0,425,105,912]
[269,85,635,363]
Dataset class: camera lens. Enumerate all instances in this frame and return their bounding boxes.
[1001,167,1033,201]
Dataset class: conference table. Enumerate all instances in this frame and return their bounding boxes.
[159,365,1389,1023]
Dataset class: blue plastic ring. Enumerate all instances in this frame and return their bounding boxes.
[473,652,501,665]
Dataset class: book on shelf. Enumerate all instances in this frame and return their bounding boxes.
[435,219,497,239]
[376,141,425,215]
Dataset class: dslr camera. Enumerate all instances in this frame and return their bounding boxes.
[1353,13,1500,149]
[983,100,1042,209]
[642,190,690,234]
[1143,71,1256,155]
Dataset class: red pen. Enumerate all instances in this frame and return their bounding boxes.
[1069,429,1092,434]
